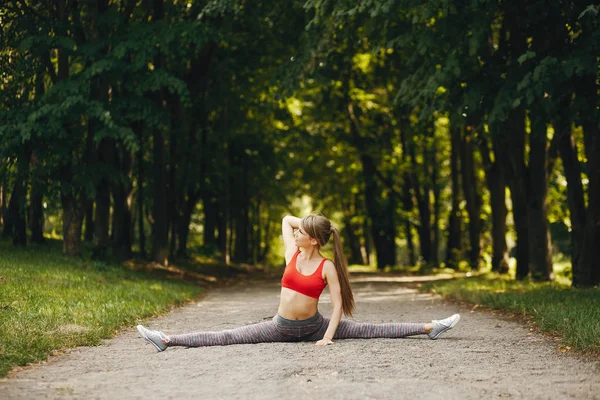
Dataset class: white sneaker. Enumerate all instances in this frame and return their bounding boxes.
[428,314,460,340]
[137,325,168,352]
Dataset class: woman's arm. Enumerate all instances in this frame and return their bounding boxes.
[316,261,342,346]
[282,215,301,260]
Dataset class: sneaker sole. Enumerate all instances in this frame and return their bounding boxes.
[137,325,166,352]
[430,314,461,340]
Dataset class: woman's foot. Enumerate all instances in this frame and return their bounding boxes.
[427,314,460,340]
[137,325,168,352]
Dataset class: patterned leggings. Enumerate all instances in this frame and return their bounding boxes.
[166,312,426,347]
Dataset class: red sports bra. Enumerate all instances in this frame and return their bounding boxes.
[281,250,328,299]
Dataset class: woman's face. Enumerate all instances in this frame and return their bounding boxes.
[294,224,316,248]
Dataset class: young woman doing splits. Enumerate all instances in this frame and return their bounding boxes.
[137,214,460,351]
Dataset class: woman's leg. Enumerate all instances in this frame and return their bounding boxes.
[166,319,289,347]
[307,318,426,341]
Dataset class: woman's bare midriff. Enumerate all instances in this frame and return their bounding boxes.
[277,287,319,320]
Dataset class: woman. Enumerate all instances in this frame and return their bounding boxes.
[137,214,460,351]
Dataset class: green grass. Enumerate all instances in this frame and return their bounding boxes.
[423,274,600,354]
[0,239,203,377]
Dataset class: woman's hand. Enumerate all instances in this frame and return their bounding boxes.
[315,337,334,346]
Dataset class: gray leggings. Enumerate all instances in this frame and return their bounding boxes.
[166,312,426,347]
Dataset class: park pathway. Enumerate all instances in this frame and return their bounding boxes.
[1,275,599,399]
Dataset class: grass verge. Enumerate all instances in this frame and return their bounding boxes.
[422,274,600,355]
[0,240,204,377]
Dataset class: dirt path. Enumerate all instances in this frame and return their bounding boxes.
[1,276,599,399]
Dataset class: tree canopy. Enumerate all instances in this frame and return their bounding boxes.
[1,0,598,287]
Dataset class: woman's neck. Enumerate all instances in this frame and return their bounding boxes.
[300,247,321,261]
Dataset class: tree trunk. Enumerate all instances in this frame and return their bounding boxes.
[216,197,226,261]
[203,193,218,250]
[252,200,260,265]
[446,125,462,269]
[498,111,530,279]
[234,160,250,263]
[408,138,432,265]
[253,200,261,264]
[84,202,94,242]
[399,125,416,266]
[400,178,416,266]
[488,163,509,273]
[169,217,177,260]
[387,171,397,266]
[30,175,45,244]
[112,190,132,261]
[404,126,433,266]
[3,181,15,239]
[92,159,111,254]
[342,211,364,265]
[499,1,530,279]
[235,209,247,263]
[136,158,146,259]
[360,152,395,269]
[92,138,114,260]
[168,96,179,260]
[0,184,4,232]
[176,103,193,259]
[414,193,432,263]
[182,111,209,257]
[11,147,30,246]
[526,6,558,280]
[87,0,111,258]
[479,132,509,273]
[62,193,84,257]
[176,200,193,258]
[29,75,46,245]
[260,215,272,264]
[555,115,586,285]
[576,95,600,286]
[227,210,234,264]
[404,218,416,266]
[55,0,84,257]
[527,109,553,281]
[177,195,196,258]
[362,217,373,266]
[431,132,440,267]
[217,146,231,264]
[11,186,27,246]
[248,201,258,265]
[2,183,11,237]
[460,128,481,270]
[152,123,169,265]
[112,149,133,261]
[176,43,216,257]
[135,124,146,258]
[150,1,168,265]
[347,105,395,269]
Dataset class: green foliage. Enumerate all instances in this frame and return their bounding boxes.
[1,0,596,275]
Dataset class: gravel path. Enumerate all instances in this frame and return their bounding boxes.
[1,275,599,399]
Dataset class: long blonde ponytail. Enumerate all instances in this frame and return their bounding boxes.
[331,226,355,317]
[302,215,355,317]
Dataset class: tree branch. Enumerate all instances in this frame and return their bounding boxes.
[547,125,567,177]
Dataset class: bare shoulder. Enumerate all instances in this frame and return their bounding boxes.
[322,259,338,281]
